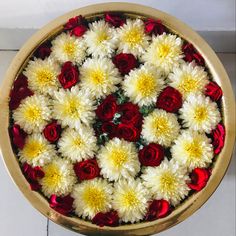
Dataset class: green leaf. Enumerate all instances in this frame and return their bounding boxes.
[139,105,155,116]
[97,133,109,145]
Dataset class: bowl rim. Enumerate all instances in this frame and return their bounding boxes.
[0,2,235,235]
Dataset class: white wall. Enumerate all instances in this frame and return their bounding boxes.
[0,0,235,30]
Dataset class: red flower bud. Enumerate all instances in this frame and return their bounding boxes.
[104,13,125,27]
[145,18,166,35]
[146,199,171,221]
[188,168,211,191]
[118,102,142,127]
[49,194,74,215]
[22,163,44,191]
[116,123,140,142]
[43,121,62,143]
[113,53,137,75]
[182,43,205,66]
[205,81,223,101]
[96,95,117,121]
[11,124,27,149]
[139,143,164,167]
[156,86,182,113]
[74,159,100,181]
[211,123,225,155]
[58,61,79,89]
[92,211,119,227]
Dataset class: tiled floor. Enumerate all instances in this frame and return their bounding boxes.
[0,51,235,236]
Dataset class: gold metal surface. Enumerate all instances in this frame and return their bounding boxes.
[0,3,235,236]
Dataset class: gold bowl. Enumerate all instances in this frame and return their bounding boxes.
[0,3,235,235]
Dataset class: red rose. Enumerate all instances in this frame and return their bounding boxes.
[116,123,140,142]
[118,102,142,127]
[188,168,211,191]
[92,211,119,227]
[113,53,137,75]
[96,95,117,121]
[34,41,52,59]
[139,143,164,167]
[43,121,61,143]
[58,61,79,89]
[211,123,225,155]
[74,159,100,181]
[145,18,166,35]
[101,122,117,138]
[11,124,27,149]
[146,199,171,221]
[9,74,33,110]
[156,86,182,113]
[49,194,74,216]
[22,163,44,191]
[205,81,223,101]
[13,73,28,90]
[64,16,80,30]
[64,15,88,35]
[104,13,125,27]
[70,25,87,37]
[182,43,205,66]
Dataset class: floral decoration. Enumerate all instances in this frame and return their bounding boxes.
[8,13,225,226]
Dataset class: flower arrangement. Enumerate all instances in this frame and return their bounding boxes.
[9,12,225,227]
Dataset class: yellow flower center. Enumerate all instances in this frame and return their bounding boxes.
[194,106,208,123]
[83,186,106,211]
[23,140,45,160]
[178,74,198,95]
[110,149,128,168]
[63,97,82,119]
[89,69,106,85]
[122,190,140,207]
[96,32,109,44]
[36,68,54,87]
[184,141,203,160]
[157,43,171,59]
[23,105,42,122]
[73,136,84,147]
[136,73,157,97]
[63,41,76,56]
[123,28,143,47]
[152,117,170,136]
[43,163,62,189]
[160,172,177,193]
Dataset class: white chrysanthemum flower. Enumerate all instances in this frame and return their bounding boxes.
[142,159,190,206]
[24,57,60,95]
[72,178,113,219]
[169,62,209,99]
[51,32,86,64]
[58,127,98,163]
[97,138,140,181]
[13,94,51,133]
[112,179,150,223]
[116,19,150,57]
[19,133,56,167]
[52,86,95,129]
[171,130,214,170]
[40,158,77,197]
[84,20,118,58]
[180,93,221,133]
[122,64,165,106]
[142,33,183,74]
[142,109,180,147]
[80,58,121,98]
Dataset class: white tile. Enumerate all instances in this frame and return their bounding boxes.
[0,51,47,236]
